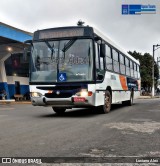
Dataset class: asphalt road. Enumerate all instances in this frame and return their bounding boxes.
[0,99,160,165]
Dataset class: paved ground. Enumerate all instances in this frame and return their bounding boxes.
[0,99,160,165]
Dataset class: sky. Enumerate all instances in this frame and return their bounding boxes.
[0,0,160,57]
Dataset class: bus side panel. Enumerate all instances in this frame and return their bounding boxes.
[108,72,128,103]
[94,71,140,106]
[112,91,130,103]
[94,90,105,106]
[88,84,96,106]
[95,71,113,106]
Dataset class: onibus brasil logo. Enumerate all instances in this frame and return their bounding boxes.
[122,4,156,15]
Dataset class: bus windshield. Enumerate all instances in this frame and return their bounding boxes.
[30,39,93,83]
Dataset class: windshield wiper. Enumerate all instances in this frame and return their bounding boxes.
[62,39,77,52]
[44,40,55,60]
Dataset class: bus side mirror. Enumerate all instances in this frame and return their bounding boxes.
[100,44,105,57]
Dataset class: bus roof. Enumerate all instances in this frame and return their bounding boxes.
[93,27,140,65]
[34,26,139,65]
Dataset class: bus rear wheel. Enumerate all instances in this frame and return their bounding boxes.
[52,107,66,114]
[102,90,111,113]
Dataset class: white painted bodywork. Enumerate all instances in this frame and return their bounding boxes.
[29,26,140,108]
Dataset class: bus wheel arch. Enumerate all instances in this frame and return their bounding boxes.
[106,86,112,103]
[123,89,134,106]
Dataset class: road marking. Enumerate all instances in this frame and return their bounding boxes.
[104,121,160,134]
[131,118,152,122]
[0,108,15,111]
[148,109,160,112]
[0,115,8,117]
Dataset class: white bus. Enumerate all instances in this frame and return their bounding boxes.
[157,79,160,89]
[25,26,140,114]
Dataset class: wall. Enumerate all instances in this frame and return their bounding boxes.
[7,76,29,99]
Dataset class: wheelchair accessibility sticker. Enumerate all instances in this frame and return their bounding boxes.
[58,73,67,82]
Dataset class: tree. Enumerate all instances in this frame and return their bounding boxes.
[128,51,159,91]
[77,20,85,26]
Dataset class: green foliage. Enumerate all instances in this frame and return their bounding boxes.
[128,51,159,90]
[77,20,85,26]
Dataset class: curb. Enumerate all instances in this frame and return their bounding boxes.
[138,96,160,99]
[0,100,15,104]
[15,101,31,104]
[0,100,31,104]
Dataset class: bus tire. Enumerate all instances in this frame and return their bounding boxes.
[102,90,112,113]
[52,107,66,114]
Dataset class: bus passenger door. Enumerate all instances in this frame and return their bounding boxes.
[95,43,105,106]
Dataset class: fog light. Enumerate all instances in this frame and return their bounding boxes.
[80,91,88,97]
[30,92,42,97]
[78,90,93,97]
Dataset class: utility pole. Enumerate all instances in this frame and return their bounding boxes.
[152,44,160,97]
[157,57,160,79]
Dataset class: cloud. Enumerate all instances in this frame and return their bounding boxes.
[0,0,160,54]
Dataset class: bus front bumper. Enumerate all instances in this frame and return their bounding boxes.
[31,95,95,108]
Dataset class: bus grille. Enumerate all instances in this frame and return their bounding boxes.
[45,93,72,98]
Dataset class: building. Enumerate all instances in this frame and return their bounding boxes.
[0,22,32,99]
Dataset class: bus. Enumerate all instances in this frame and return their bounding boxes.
[25,26,140,114]
[157,79,160,92]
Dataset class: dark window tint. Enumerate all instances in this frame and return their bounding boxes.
[120,54,125,75]
[125,57,130,76]
[105,45,113,71]
[112,49,119,73]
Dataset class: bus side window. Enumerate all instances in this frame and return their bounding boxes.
[99,44,105,70]
[95,43,100,69]
[112,49,119,73]
[134,63,137,78]
[125,57,130,76]
[105,44,113,71]
[137,65,140,79]
[95,43,105,80]
[120,54,125,75]
[100,56,104,70]
[130,61,134,77]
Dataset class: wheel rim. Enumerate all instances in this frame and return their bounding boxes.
[104,94,111,112]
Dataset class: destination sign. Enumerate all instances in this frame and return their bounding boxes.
[38,28,84,39]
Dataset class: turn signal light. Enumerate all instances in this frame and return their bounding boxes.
[88,91,93,96]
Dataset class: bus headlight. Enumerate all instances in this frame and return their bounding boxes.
[76,89,92,97]
[80,90,88,97]
[30,92,42,97]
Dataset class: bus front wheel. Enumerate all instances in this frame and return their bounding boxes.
[52,107,66,114]
[102,90,111,113]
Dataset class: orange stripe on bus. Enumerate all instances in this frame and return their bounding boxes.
[119,75,128,90]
